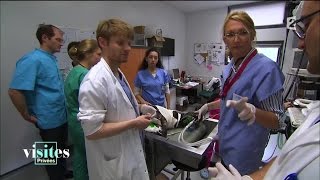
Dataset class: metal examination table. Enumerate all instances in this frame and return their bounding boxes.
[144,119,219,180]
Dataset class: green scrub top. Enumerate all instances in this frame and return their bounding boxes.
[64,65,89,180]
[65,65,88,127]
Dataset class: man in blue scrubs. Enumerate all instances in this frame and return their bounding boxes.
[8,24,69,180]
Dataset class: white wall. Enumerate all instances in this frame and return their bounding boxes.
[185,8,227,82]
[185,7,295,82]
[0,1,186,175]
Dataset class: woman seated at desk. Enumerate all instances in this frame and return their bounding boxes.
[134,47,171,108]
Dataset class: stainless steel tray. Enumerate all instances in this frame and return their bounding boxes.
[144,118,218,172]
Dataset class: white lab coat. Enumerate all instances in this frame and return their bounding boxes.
[264,103,320,180]
[77,58,149,180]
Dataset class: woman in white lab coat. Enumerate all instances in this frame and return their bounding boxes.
[77,19,156,180]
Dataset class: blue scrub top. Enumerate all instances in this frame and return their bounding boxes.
[219,53,284,175]
[10,48,67,129]
[134,68,170,107]
[117,72,139,116]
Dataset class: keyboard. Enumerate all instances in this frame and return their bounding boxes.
[288,107,306,128]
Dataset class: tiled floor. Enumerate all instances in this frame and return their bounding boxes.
[0,163,50,180]
[1,153,74,180]
[0,162,210,180]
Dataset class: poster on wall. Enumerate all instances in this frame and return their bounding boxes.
[194,43,207,53]
[194,43,208,65]
[55,27,95,80]
[78,30,96,41]
[207,43,225,65]
[193,42,225,69]
[60,27,79,53]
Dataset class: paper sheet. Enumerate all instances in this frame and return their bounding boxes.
[194,54,205,64]
[194,43,207,53]
[185,81,199,87]
[59,27,78,53]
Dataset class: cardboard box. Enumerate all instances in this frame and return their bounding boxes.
[134,26,145,34]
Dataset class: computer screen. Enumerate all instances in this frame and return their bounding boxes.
[172,68,180,79]
[161,37,175,56]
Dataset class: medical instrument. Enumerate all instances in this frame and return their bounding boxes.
[294,98,312,107]
[288,107,305,127]
[144,118,218,177]
[178,119,215,147]
[301,100,320,116]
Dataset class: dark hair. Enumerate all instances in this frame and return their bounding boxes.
[139,47,164,70]
[67,41,80,63]
[67,41,80,52]
[36,24,61,44]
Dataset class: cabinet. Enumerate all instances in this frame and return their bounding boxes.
[120,47,147,90]
[286,69,320,100]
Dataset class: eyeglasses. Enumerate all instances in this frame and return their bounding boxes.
[290,10,320,39]
[224,30,249,40]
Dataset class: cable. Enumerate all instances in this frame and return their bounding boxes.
[284,50,305,101]
[284,69,294,91]
[280,29,290,70]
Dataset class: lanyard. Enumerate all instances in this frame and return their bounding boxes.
[220,49,257,99]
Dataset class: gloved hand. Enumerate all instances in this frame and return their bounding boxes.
[208,162,252,180]
[150,117,161,126]
[140,104,156,117]
[196,103,208,120]
[226,97,256,125]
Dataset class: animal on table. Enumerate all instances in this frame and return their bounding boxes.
[149,105,200,137]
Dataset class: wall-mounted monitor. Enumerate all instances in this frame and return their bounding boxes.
[161,37,175,56]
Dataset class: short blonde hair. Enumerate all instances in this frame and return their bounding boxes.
[222,11,256,40]
[96,19,134,43]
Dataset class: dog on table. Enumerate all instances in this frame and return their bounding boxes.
[146,105,200,137]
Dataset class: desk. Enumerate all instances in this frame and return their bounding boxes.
[174,81,203,104]
[175,81,201,89]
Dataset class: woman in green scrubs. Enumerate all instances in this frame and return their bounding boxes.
[65,39,101,180]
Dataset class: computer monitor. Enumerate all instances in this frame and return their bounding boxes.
[172,68,180,80]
